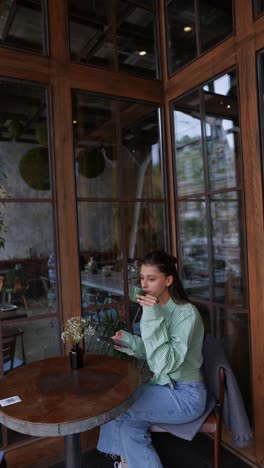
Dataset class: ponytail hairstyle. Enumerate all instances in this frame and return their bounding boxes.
[141,250,190,303]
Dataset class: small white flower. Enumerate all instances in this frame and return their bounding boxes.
[61,317,90,345]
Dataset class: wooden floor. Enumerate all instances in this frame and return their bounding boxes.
[51,434,254,468]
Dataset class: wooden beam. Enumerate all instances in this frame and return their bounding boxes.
[0,47,49,82]
[69,63,163,103]
[238,38,264,466]
[255,13,264,52]
[166,36,236,101]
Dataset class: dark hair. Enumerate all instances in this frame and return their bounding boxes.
[141,250,190,302]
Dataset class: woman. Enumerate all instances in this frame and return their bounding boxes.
[97,250,207,468]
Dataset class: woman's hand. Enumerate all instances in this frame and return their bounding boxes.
[136,293,159,307]
[112,330,123,342]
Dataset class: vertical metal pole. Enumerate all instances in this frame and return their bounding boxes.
[64,433,81,468]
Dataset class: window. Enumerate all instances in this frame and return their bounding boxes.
[165,0,234,75]
[254,0,264,15]
[68,0,158,79]
[0,0,47,54]
[172,71,252,417]
[72,91,167,340]
[0,79,60,369]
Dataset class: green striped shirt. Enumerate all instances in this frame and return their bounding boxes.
[121,298,204,386]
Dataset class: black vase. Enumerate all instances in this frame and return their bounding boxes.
[70,343,84,369]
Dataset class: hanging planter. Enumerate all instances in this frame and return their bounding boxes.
[19,146,50,190]
[77,148,106,178]
[7,119,24,140]
[35,121,48,147]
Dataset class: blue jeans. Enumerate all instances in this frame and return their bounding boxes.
[97,381,207,468]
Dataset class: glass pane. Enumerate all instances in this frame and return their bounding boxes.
[258,52,264,185]
[84,305,127,356]
[203,72,240,191]
[216,308,252,420]
[0,79,57,316]
[0,81,50,198]
[68,0,114,68]
[211,192,247,306]
[165,0,197,75]
[178,200,209,300]
[194,301,211,334]
[0,0,46,53]
[172,90,204,196]
[118,1,157,78]
[199,0,233,54]
[0,202,57,315]
[122,107,163,198]
[124,202,166,261]
[73,92,118,198]
[77,201,124,309]
[254,0,264,16]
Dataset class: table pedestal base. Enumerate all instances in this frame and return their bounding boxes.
[64,433,81,468]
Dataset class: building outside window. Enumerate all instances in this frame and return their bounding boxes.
[172,71,251,419]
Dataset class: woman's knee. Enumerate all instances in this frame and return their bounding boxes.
[119,419,151,446]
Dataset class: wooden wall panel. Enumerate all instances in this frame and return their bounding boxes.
[69,64,163,103]
[238,39,264,466]
[47,0,81,351]
[50,75,82,351]
[0,48,49,82]
[158,0,177,254]
[167,37,236,101]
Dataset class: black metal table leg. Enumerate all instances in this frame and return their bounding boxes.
[64,433,81,468]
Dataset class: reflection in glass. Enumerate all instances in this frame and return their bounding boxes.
[172,90,204,196]
[211,192,246,306]
[0,81,50,198]
[122,108,163,198]
[77,202,124,310]
[178,200,209,300]
[254,0,264,15]
[203,72,240,191]
[0,202,57,315]
[73,92,118,198]
[68,0,158,78]
[124,202,166,261]
[165,1,234,75]
[68,0,114,68]
[73,91,166,327]
[0,0,46,53]
[84,306,127,356]
[118,1,157,78]
[173,70,250,420]
[165,0,196,74]
[216,308,251,419]
[199,0,233,54]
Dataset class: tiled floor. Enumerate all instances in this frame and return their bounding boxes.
[51,433,253,468]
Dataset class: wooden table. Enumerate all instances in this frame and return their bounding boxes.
[0,309,27,321]
[0,354,140,467]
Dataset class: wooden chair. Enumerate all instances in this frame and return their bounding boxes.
[2,268,28,308]
[2,326,26,366]
[150,366,226,468]
[2,336,24,374]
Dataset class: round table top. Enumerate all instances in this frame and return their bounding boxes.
[0,354,140,437]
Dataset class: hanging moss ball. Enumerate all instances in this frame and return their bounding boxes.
[7,119,23,139]
[19,146,50,190]
[35,121,48,146]
[77,148,106,178]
